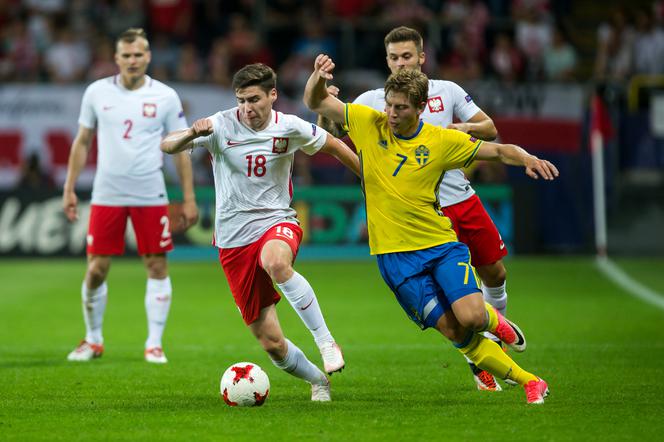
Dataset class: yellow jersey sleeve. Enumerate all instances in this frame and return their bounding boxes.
[344,103,384,153]
[437,128,482,171]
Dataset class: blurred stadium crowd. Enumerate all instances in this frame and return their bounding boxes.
[1,0,664,189]
[3,1,664,86]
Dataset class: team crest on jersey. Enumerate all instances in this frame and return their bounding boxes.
[415,145,429,166]
[465,95,473,103]
[427,96,444,113]
[378,139,387,149]
[143,103,157,118]
[272,137,289,153]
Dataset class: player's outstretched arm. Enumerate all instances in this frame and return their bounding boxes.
[62,125,94,222]
[447,110,498,141]
[303,54,345,125]
[319,133,360,177]
[161,118,213,154]
[316,85,347,138]
[476,142,559,180]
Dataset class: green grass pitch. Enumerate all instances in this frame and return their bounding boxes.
[1,257,663,441]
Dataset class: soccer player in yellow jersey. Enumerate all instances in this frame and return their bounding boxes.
[304,54,559,404]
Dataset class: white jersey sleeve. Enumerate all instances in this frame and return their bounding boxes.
[353,89,383,108]
[193,112,223,155]
[286,116,327,156]
[78,84,96,129]
[449,82,481,122]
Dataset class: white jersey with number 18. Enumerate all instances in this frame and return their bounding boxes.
[354,79,481,207]
[194,109,327,248]
[78,75,188,206]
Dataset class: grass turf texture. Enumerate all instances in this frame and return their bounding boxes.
[1,257,663,441]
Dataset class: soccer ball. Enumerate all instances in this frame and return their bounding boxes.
[220,362,270,407]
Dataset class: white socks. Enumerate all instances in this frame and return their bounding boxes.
[482,282,508,316]
[271,339,327,385]
[145,277,172,349]
[82,281,107,345]
[276,271,333,347]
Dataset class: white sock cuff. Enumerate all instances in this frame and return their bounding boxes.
[271,338,296,370]
[147,277,172,294]
[483,282,506,298]
[276,271,307,293]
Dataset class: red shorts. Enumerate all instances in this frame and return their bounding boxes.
[87,204,173,256]
[218,222,303,325]
[442,194,507,267]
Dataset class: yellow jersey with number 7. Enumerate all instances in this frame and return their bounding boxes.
[344,103,482,255]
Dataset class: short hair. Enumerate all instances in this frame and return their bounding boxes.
[384,26,423,53]
[116,28,150,51]
[384,69,429,108]
[232,63,277,93]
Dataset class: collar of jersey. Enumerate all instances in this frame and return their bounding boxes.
[115,74,151,91]
[394,120,423,140]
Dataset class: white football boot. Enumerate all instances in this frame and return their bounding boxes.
[311,378,331,402]
[319,342,345,375]
[67,340,104,361]
[144,347,168,364]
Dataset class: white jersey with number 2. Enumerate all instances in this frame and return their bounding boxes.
[195,109,327,248]
[354,79,481,207]
[78,75,188,206]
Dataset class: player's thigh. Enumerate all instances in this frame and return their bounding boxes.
[430,242,481,306]
[443,195,507,267]
[376,254,450,330]
[87,205,129,255]
[259,223,303,265]
[219,243,281,326]
[128,205,173,255]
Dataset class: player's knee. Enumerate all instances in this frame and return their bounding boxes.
[458,308,487,332]
[261,257,292,282]
[86,262,109,286]
[144,255,168,279]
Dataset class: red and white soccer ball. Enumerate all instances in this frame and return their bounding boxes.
[220,362,270,407]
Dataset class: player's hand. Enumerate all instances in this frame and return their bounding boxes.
[327,85,340,97]
[314,54,335,81]
[524,156,559,181]
[62,190,78,222]
[447,122,470,133]
[191,118,213,137]
[179,200,199,231]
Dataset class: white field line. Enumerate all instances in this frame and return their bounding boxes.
[596,256,664,311]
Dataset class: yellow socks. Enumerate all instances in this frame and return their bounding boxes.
[456,333,537,386]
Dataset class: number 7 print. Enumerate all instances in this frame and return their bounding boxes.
[393,154,408,176]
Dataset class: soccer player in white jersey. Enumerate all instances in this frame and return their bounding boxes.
[161,63,360,401]
[321,26,511,391]
[62,28,198,364]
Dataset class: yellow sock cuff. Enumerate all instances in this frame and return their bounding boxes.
[485,302,499,332]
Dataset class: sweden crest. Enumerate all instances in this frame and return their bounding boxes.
[415,145,429,166]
